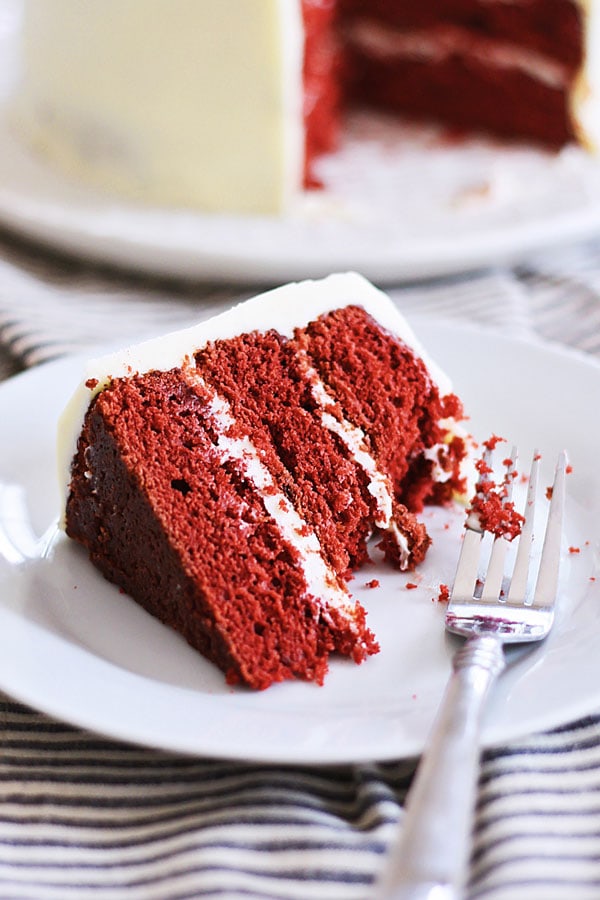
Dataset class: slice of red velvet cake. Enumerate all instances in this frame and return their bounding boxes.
[58,272,468,690]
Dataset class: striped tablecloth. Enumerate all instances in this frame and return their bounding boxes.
[1,229,600,899]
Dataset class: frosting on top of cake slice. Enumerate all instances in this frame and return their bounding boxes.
[57,272,453,517]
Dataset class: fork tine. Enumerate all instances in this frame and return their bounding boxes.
[506,449,539,604]
[531,450,567,609]
[451,443,516,604]
[450,445,491,603]
[480,447,518,602]
[450,446,566,610]
[451,447,492,601]
[451,528,482,602]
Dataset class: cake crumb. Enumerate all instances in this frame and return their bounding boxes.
[569,546,581,554]
[405,582,418,590]
[437,584,450,603]
[468,437,524,540]
[365,579,380,589]
[483,434,505,451]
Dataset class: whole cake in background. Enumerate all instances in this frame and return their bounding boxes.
[11,0,598,215]
[59,273,469,690]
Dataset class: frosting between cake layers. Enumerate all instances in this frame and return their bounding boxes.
[58,272,452,524]
[297,350,411,567]
[182,369,363,624]
[344,21,572,89]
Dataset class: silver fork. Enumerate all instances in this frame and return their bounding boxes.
[375,447,567,900]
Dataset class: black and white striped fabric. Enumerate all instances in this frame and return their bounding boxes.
[2,230,600,899]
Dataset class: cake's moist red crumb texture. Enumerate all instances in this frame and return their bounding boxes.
[295,306,466,511]
[195,328,376,576]
[65,305,467,690]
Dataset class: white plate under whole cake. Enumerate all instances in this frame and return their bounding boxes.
[2,2,600,283]
[0,318,598,764]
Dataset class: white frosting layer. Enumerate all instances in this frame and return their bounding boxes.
[183,372,358,620]
[13,0,304,214]
[345,21,570,89]
[58,272,453,525]
[298,350,411,567]
[298,350,394,527]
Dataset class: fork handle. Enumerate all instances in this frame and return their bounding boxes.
[374,634,505,900]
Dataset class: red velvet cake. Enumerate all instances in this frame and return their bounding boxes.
[15,1,598,216]
[59,273,468,689]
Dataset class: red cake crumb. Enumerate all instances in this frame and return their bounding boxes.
[365,579,380,589]
[569,546,581,554]
[377,501,431,569]
[405,582,418,590]
[437,584,450,603]
[483,434,505,451]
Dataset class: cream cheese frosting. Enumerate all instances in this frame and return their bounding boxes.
[12,0,305,214]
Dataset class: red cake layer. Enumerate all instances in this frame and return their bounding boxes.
[65,303,467,690]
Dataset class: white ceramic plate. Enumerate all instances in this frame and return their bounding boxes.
[0,319,598,764]
[3,3,600,283]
